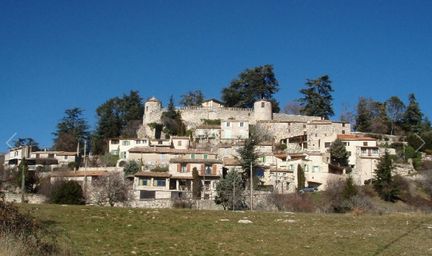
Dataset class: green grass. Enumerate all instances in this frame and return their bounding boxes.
[19,204,432,256]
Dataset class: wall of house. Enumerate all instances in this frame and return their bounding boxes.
[128,152,178,167]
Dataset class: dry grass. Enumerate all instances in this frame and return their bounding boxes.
[19,203,432,256]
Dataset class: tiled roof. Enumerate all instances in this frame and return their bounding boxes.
[169,158,222,164]
[196,125,221,129]
[128,147,215,155]
[223,158,241,166]
[337,134,376,141]
[32,151,76,156]
[50,171,109,177]
[134,172,171,178]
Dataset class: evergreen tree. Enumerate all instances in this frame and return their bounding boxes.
[161,96,186,137]
[14,138,40,151]
[53,108,90,152]
[299,75,334,119]
[329,139,349,167]
[123,161,140,176]
[16,158,38,193]
[297,164,305,191]
[373,151,399,202]
[221,65,280,112]
[342,176,357,200]
[237,130,261,188]
[180,90,204,107]
[92,91,143,154]
[215,170,244,210]
[355,97,373,132]
[402,93,423,132]
[192,168,202,199]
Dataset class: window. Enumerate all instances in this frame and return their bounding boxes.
[313,166,320,173]
[204,154,208,159]
[121,152,127,159]
[348,151,352,156]
[64,155,68,160]
[145,106,149,112]
[289,164,293,171]
[304,165,309,172]
[136,140,141,144]
[261,102,265,108]
[36,154,40,158]
[372,148,379,155]
[122,140,130,146]
[363,142,368,146]
[342,123,346,127]
[343,142,350,146]
[143,140,147,144]
[342,130,346,134]
[325,142,331,148]
[226,122,230,127]
[140,190,155,200]
[48,154,54,158]
[139,178,151,186]
[180,164,187,173]
[153,179,166,187]
[158,140,163,145]
[111,140,119,144]
[110,150,119,155]
[177,140,182,146]
[205,165,212,175]
[191,154,195,159]
[240,122,244,127]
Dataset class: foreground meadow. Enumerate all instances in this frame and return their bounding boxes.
[18,204,432,256]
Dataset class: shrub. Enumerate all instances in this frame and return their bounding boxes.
[269,193,316,213]
[150,166,168,172]
[50,180,85,205]
[173,199,193,209]
[0,199,69,255]
[124,161,141,176]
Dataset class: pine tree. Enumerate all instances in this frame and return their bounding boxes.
[373,151,399,202]
[180,90,204,107]
[215,170,244,210]
[355,97,373,132]
[329,139,349,167]
[161,96,186,137]
[297,164,305,191]
[192,168,202,199]
[53,108,90,152]
[402,93,423,132]
[237,130,261,188]
[221,65,280,112]
[299,75,334,119]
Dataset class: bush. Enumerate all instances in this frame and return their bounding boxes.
[269,193,316,213]
[173,199,193,209]
[50,180,85,205]
[0,199,69,255]
[150,166,168,172]
[124,161,141,176]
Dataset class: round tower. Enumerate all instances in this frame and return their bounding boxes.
[144,96,162,123]
[254,99,272,121]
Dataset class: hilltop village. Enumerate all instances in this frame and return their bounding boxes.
[3,96,401,207]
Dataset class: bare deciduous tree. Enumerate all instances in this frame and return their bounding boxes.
[89,172,131,207]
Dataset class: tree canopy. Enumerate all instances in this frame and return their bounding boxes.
[329,139,349,167]
[373,151,399,202]
[92,91,144,154]
[180,90,204,107]
[298,75,334,119]
[402,93,423,133]
[221,65,280,112]
[161,96,186,137]
[53,108,90,152]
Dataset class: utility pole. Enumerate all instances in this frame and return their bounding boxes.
[250,162,253,211]
[84,140,88,171]
[232,174,236,211]
[21,157,26,203]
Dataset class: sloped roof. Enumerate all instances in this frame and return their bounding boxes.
[50,171,109,177]
[134,172,171,178]
[337,134,376,141]
[128,147,215,155]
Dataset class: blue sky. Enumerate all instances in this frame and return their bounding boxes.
[1,0,432,151]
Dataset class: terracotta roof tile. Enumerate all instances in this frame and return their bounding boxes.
[337,134,376,141]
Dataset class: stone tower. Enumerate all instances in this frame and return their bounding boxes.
[143,96,162,124]
[254,99,272,121]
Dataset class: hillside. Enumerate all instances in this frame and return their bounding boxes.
[18,203,432,256]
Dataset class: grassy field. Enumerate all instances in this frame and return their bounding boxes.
[18,204,432,256]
